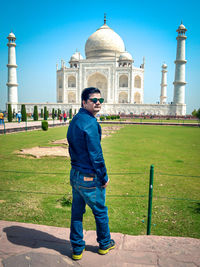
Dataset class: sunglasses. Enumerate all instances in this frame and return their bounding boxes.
[89,98,104,104]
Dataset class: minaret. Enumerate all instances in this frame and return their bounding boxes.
[7,32,18,112]
[160,63,167,104]
[173,23,187,104]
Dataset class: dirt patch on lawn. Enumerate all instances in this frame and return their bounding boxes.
[17,125,123,158]
[51,139,68,145]
[18,146,69,158]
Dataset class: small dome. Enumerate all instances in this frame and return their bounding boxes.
[119,51,133,61]
[69,52,83,62]
[179,24,186,30]
[85,24,125,59]
[177,23,187,32]
[162,63,167,68]
[7,32,16,39]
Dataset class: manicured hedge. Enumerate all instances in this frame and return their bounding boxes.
[41,120,48,131]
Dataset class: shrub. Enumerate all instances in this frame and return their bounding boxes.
[21,104,27,121]
[41,120,48,131]
[33,105,38,121]
[192,109,197,117]
[117,115,120,119]
[52,108,55,119]
[58,109,61,120]
[69,108,72,119]
[44,106,48,120]
[55,109,57,119]
[100,116,105,121]
[41,108,44,118]
[111,115,116,120]
[106,116,111,120]
[8,104,12,122]
[197,108,200,120]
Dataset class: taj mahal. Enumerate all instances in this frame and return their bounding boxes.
[6,16,187,116]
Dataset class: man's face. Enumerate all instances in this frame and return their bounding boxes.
[83,93,102,116]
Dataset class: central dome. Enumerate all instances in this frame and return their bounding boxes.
[85,24,125,59]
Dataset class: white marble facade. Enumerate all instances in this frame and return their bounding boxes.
[7,20,187,116]
[56,21,145,114]
[55,20,187,116]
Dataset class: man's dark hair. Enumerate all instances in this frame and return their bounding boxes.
[81,87,101,107]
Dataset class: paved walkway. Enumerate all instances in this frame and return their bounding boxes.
[0,120,67,134]
[0,119,199,134]
[0,221,199,267]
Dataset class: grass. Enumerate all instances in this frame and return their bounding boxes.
[0,125,199,238]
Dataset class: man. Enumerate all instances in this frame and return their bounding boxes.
[67,87,115,260]
[0,112,4,124]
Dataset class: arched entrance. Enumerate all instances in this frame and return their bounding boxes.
[119,92,128,103]
[68,92,76,103]
[87,72,108,102]
[134,92,141,104]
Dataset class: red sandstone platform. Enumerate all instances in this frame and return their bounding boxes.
[0,220,199,267]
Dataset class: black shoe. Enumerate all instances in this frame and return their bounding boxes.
[98,239,115,255]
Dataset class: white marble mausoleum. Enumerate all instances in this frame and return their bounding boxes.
[6,17,187,116]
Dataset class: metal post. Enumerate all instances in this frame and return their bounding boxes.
[147,165,154,235]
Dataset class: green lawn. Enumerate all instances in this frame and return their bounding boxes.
[0,125,199,238]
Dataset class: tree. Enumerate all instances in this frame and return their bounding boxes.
[192,109,197,117]
[44,106,48,120]
[52,108,55,119]
[8,104,12,122]
[33,105,38,121]
[196,108,200,120]
[58,109,61,120]
[41,108,43,118]
[55,109,57,119]
[21,104,27,122]
[69,108,72,119]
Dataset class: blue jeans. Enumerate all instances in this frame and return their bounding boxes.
[70,168,111,253]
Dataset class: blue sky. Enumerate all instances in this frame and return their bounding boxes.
[0,0,199,114]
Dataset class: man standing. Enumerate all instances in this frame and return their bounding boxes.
[67,87,115,260]
[0,112,4,124]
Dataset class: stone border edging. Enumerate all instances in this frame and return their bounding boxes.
[0,122,68,135]
[100,121,199,127]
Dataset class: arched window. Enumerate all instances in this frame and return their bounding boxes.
[57,89,62,102]
[68,92,76,103]
[58,78,62,88]
[119,92,128,103]
[68,76,76,88]
[119,75,128,87]
[87,72,108,102]
[134,92,141,104]
[134,75,141,88]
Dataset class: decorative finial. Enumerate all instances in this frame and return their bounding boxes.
[181,20,183,24]
[104,13,106,25]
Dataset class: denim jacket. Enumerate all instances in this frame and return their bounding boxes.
[67,108,108,185]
